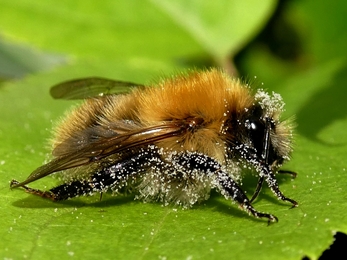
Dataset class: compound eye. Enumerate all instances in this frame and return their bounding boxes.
[245,119,262,132]
[245,118,266,156]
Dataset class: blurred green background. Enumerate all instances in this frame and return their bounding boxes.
[0,0,347,259]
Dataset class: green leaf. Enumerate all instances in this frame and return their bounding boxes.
[2,62,347,259]
[0,0,203,62]
[0,0,277,75]
[0,38,66,79]
[151,0,277,60]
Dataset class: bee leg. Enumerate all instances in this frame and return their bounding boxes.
[250,169,297,204]
[278,170,297,178]
[250,173,297,206]
[262,166,298,208]
[47,153,151,201]
[217,170,278,224]
[240,168,298,205]
[12,178,106,201]
[15,152,150,201]
[47,180,96,201]
[249,176,264,203]
[10,179,57,200]
[171,152,278,224]
[236,143,298,208]
[250,171,297,204]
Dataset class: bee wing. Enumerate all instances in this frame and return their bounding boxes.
[50,77,144,100]
[11,122,185,188]
[51,122,137,157]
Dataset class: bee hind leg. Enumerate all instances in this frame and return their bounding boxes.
[10,179,57,200]
[47,152,151,201]
[11,178,101,201]
[12,152,151,201]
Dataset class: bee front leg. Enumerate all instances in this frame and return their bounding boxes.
[250,170,297,203]
[216,170,278,223]
[170,152,278,224]
[262,166,298,208]
[236,144,298,208]
[249,176,264,203]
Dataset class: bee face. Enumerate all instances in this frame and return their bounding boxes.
[223,95,291,171]
[10,69,297,224]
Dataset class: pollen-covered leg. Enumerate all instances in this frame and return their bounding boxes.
[262,166,298,207]
[250,170,297,203]
[11,178,102,201]
[11,174,118,201]
[49,152,151,200]
[236,143,298,208]
[47,180,101,201]
[11,152,150,201]
[216,171,277,223]
[170,152,278,223]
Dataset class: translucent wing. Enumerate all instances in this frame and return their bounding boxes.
[50,77,144,100]
[11,121,187,188]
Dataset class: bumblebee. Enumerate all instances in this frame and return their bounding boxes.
[11,69,297,223]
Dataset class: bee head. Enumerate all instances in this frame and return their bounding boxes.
[227,90,293,168]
